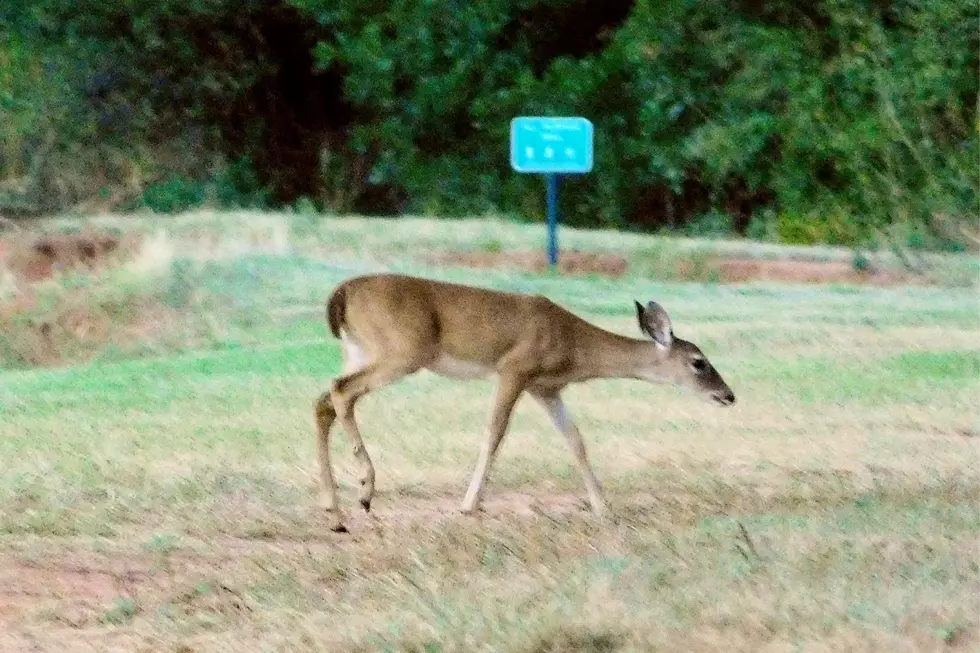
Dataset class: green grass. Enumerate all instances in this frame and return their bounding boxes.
[0,211,978,652]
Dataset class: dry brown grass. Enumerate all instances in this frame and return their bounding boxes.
[0,472,976,653]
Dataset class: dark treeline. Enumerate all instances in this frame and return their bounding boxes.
[1,0,977,249]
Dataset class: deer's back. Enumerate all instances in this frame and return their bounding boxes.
[335,273,580,372]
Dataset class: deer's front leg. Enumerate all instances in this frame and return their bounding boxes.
[461,374,526,514]
[530,390,607,518]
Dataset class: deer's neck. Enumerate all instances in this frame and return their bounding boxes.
[575,323,660,381]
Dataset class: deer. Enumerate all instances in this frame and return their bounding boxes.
[314,272,736,532]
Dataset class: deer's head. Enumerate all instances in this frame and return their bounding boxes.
[635,300,736,407]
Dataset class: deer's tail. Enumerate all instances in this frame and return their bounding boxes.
[326,282,347,338]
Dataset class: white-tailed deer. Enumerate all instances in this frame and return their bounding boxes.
[315,273,735,532]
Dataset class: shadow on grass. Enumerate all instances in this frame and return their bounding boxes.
[528,629,624,653]
[355,629,625,653]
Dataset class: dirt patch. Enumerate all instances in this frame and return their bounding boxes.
[0,226,184,368]
[426,250,629,277]
[711,257,919,285]
[327,490,596,535]
[1,228,142,283]
[427,249,925,286]
[0,555,154,624]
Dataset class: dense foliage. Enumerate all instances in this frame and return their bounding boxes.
[2,0,977,248]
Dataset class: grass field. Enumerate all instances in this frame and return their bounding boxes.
[1,212,978,652]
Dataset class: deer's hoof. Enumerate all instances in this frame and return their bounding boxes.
[325,508,348,533]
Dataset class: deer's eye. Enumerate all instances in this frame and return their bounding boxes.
[691,358,708,373]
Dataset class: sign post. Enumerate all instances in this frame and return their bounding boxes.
[510,117,594,269]
[545,173,559,266]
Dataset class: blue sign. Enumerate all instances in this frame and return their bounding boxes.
[510,117,594,174]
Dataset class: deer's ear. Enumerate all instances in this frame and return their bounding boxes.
[639,301,673,348]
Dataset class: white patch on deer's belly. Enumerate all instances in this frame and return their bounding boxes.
[341,333,370,372]
[426,354,493,379]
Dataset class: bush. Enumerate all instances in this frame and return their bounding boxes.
[5,0,977,249]
[135,176,207,214]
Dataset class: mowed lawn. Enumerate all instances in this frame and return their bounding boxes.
[0,217,978,652]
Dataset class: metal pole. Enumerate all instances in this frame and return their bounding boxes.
[545,173,559,268]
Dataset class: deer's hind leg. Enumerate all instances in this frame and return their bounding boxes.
[314,334,371,532]
[318,301,439,530]
[314,390,346,531]
[329,356,429,513]
[328,322,440,513]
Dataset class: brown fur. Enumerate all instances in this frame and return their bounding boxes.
[315,273,736,532]
[327,283,346,338]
